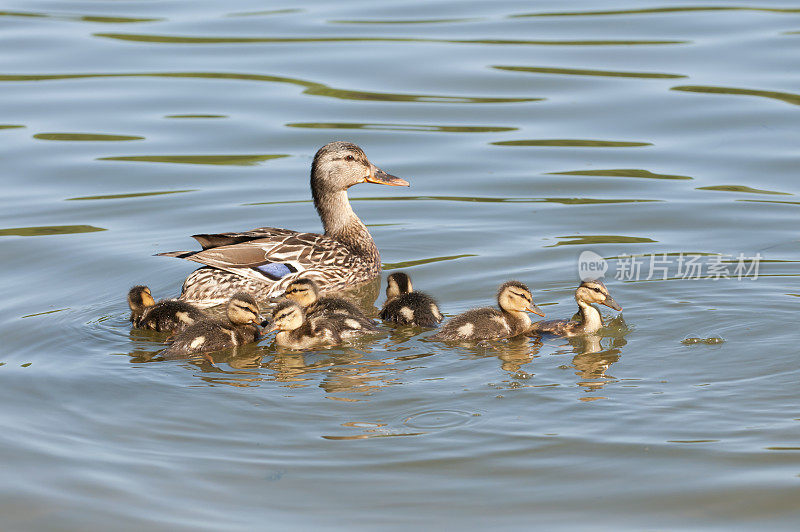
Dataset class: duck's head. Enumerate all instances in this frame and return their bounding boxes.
[128,285,155,312]
[576,279,622,311]
[283,278,320,308]
[497,280,545,316]
[311,142,409,197]
[226,292,261,325]
[269,300,305,332]
[386,272,413,299]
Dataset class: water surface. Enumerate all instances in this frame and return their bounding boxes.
[1,1,799,530]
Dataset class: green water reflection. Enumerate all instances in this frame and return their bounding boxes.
[330,17,480,25]
[94,32,687,46]
[383,254,476,270]
[511,6,800,17]
[696,185,792,196]
[493,139,652,148]
[0,225,106,236]
[493,65,686,79]
[34,132,144,141]
[0,72,538,104]
[286,122,517,133]
[672,85,800,106]
[67,190,196,201]
[164,114,227,119]
[98,154,289,166]
[547,235,657,247]
[0,10,161,23]
[551,168,693,180]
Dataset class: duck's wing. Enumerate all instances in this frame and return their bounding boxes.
[158,228,361,289]
[190,227,300,250]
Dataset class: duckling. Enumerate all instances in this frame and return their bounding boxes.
[161,292,261,358]
[269,300,343,350]
[379,272,443,327]
[528,279,621,337]
[283,278,366,317]
[431,281,544,341]
[282,277,379,335]
[127,285,207,333]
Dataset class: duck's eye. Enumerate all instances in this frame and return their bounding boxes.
[592,287,602,293]
[345,154,355,162]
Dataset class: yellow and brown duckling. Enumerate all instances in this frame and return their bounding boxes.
[282,277,379,335]
[160,292,261,358]
[269,300,343,350]
[431,281,544,341]
[128,285,207,333]
[379,272,443,327]
[528,279,621,337]
[283,278,367,318]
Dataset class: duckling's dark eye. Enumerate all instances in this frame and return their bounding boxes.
[345,155,355,162]
[593,287,602,293]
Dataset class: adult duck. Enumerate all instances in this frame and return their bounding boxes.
[159,142,409,306]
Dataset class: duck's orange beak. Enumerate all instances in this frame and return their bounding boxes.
[526,304,546,317]
[365,163,409,186]
[602,297,622,312]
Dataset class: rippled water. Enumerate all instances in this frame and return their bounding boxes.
[2,1,799,530]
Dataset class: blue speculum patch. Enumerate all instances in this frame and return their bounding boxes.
[255,263,293,280]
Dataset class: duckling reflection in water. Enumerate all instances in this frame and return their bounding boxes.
[432,281,544,341]
[161,292,261,358]
[529,280,621,337]
[379,272,443,328]
[128,285,206,333]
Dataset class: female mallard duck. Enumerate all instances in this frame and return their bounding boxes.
[269,300,343,350]
[431,281,544,341]
[379,272,443,327]
[528,279,621,337]
[127,285,207,333]
[161,292,261,358]
[159,141,409,307]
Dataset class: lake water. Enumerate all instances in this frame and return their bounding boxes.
[1,1,799,530]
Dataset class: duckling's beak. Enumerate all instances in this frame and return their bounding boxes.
[526,304,546,317]
[602,296,622,311]
[365,163,409,187]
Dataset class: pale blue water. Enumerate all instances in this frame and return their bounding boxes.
[1,1,799,530]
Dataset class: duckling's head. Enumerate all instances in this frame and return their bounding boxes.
[284,278,320,308]
[226,292,261,325]
[128,285,155,312]
[270,300,305,332]
[497,281,545,316]
[311,142,409,199]
[386,272,413,299]
[576,280,622,311]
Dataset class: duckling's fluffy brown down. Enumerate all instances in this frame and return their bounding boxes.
[432,281,539,341]
[161,319,260,358]
[128,285,207,333]
[161,292,261,358]
[134,300,207,333]
[380,291,443,328]
[432,307,521,341]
